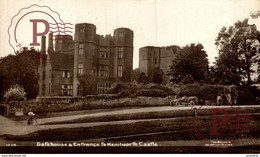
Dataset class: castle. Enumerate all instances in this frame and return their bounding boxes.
[38,23,134,97]
[139,45,182,83]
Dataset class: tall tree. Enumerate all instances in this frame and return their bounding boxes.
[133,68,141,82]
[0,48,40,100]
[168,43,209,84]
[153,67,164,84]
[138,72,148,84]
[78,72,98,95]
[215,19,260,86]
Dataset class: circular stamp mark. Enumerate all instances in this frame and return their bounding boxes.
[187,94,253,152]
[8,4,73,64]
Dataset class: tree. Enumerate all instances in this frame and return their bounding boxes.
[215,19,260,86]
[133,68,141,82]
[152,68,164,84]
[168,43,209,84]
[78,72,99,95]
[250,10,260,19]
[138,72,148,84]
[181,74,195,84]
[0,48,40,100]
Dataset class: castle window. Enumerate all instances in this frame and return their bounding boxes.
[118,65,123,77]
[62,84,73,96]
[79,43,83,55]
[99,49,109,58]
[97,82,111,94]
[78,64,83,74]
[68,85,73,95]
[99,65,109,77]
[100,51,105,58]
[80,28,84,33]
[77,84,83,96]
[62,71,71,78]
[118,47,123,59]
[119,47,124,52]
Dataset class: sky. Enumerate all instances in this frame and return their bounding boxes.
[0,0,260,69]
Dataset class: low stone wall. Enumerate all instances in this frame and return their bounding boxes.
[6,95,171,117]
[36,94,120,103]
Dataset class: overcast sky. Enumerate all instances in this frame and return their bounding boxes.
[0,0,259,68]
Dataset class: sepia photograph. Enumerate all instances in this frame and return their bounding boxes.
[0,0,260,154]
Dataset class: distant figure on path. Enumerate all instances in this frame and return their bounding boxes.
[192,107,197,117]
[27,109,37,125]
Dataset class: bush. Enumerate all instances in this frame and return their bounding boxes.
[107,83,138,97]
[108,83,238,100]
[4,84,26,102]
[107,83,176,97]
[181,74,195,84]
[236,86,259,105]
[171,83,237,100]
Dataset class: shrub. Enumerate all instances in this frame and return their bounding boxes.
[108,82,238,100]
[236,86,258,105]
[181,74,195,84]
[170,83,238,101]
[107,83,138,97]
[4,84,26,102]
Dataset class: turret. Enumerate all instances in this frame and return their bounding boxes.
[113,28,134,82]
[113,28,133,47]
[73,23,98,96]
[74,23,96,43]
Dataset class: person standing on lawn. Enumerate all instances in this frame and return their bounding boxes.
[27,109,37,124]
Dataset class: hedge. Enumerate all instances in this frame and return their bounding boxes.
[107,83,238,100]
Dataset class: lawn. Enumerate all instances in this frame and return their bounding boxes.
[43,106,260,125]
[3,107,260,142]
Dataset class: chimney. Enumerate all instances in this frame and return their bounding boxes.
[48,32,53,52]
[39,35,46,97]
[41,36,46,55]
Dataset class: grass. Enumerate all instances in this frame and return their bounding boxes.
[4,107,260,142]
[43,110,192,125]
[11,106,153,121]
[108,114,259,142]
[43,106,260,125]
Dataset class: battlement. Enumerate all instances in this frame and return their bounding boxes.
[96,34,113,46]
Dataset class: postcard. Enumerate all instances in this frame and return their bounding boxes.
[0,0,260,154]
